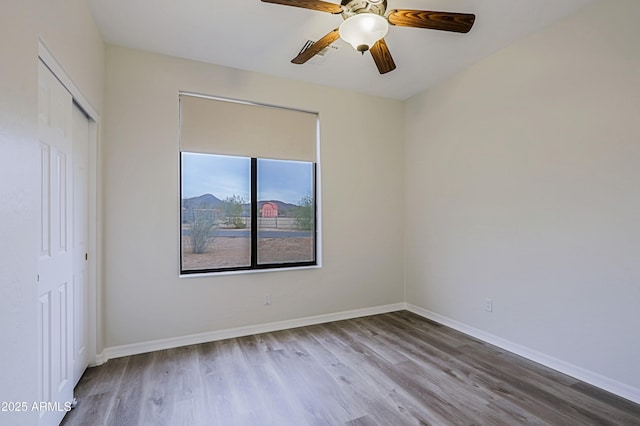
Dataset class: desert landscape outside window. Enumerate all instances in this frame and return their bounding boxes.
[180,152,316,273]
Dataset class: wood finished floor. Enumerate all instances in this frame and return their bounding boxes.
[61,311,640,425]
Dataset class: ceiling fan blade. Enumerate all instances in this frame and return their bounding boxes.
[291,29,340,64]
[261,0,342,14]
[388,10,476,33]
[370,38,396,74]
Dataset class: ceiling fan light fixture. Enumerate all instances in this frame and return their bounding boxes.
[339,13,388,53]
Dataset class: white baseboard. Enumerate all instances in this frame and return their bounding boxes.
[406,303,640,405]
[92,352,106,367]
[95,303,404,365]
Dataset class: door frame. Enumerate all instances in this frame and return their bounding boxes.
[38,40,102,367]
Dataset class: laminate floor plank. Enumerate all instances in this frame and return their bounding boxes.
[334,319,513,424]
[61,311,640,426]
[235,335,306,426]
[196,341,237,425]
[62,357,130,426]
[381,314,626,424]
[294,326,414,426]
[320,321,467,425]
[342,318,411,365]
[171,398,201,426]
[213,339,270,425]
[61,392,114,426]
[344,414,379,426]
[281,330,359,410]
[139,349,175,426]
[239,334,312,426]
[267,333,356,425]
[305,323,438,424]
[380,318,616,423]
[380,312,470,350]
[463,338,580,388]
[366,314,558,424]
[73,356,130,399]
[457,344,638,425]
[571,381,640,413]
[108,352,154,426]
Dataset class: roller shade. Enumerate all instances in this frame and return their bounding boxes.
[179,94,317,162]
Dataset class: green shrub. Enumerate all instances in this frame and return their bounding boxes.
[187,207,217,254]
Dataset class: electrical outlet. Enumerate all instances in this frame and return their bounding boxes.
[485,298,493,312]
[264,294,271,306]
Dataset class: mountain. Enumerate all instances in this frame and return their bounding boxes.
[182,193,223,208]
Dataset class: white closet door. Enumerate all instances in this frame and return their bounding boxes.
[71,104,90,387]
[37,59,74,426]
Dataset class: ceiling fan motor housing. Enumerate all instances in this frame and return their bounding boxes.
[340,0,387,20]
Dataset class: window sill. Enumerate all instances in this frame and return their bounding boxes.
[179,263,321,279]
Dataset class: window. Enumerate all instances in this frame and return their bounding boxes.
[257,158,316,265]
[179,94,318,274]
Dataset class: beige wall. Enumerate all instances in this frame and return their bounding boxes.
[405,0,640,394]
[102,46,404,348]
[0,1,104,424]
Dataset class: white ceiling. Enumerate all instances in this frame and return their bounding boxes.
[87,0,593,100]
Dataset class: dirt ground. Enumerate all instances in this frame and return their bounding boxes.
[182,236,314,270]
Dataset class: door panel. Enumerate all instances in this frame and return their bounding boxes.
[71,104,90,386]
[37,59,74,426]
[37,293,51,403]
[38,143,50,257]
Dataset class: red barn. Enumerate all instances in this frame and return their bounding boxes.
[261,202,278,218]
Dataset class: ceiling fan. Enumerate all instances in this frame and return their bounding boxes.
[261,0,476,74]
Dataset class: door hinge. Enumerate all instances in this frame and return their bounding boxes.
[37,274,39,282]
[85,253,88,261]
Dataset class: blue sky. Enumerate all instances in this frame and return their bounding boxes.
[181,152,313,205]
